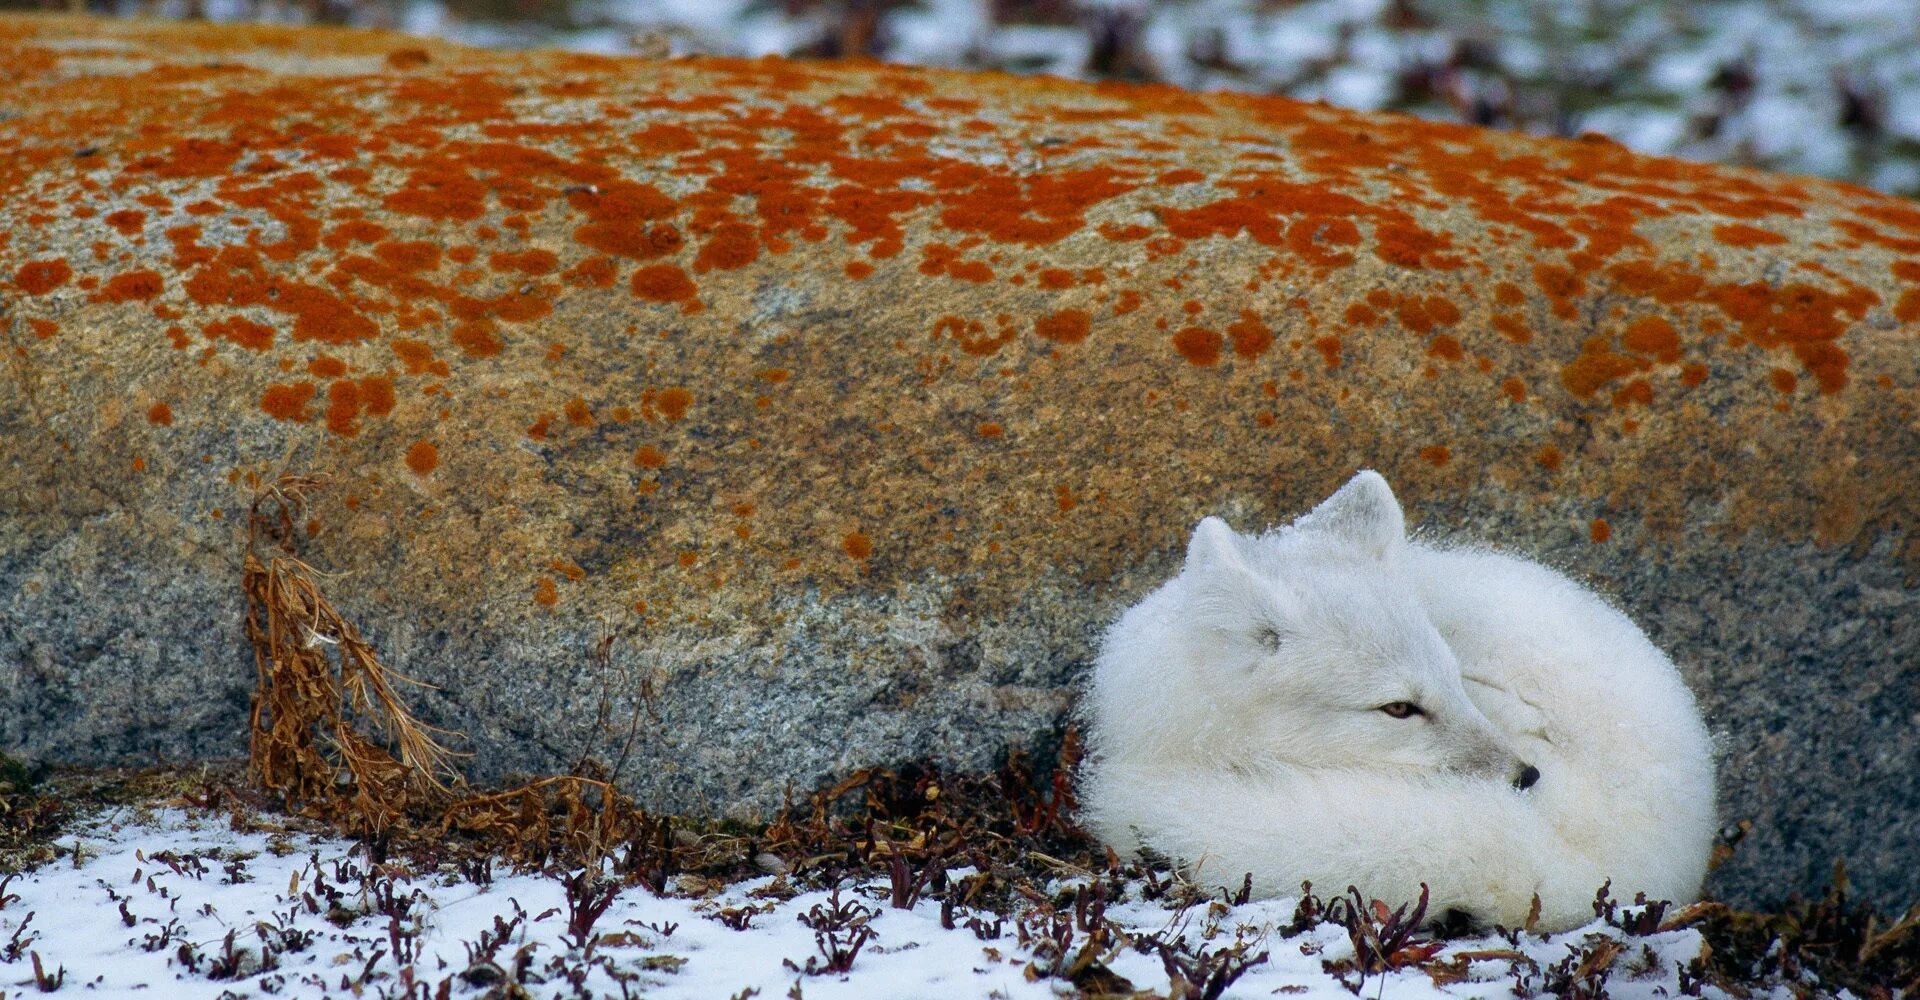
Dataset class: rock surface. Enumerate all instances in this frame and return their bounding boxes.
[1,15,1915,908]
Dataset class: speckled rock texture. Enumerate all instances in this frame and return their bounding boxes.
[1,15,1914,908]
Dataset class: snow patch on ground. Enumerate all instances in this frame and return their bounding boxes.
[0,806,1774,999]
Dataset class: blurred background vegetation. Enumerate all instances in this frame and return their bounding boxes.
[6,0,1917,197]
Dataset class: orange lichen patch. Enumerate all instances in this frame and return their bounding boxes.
[203,315,276,351]
[656,386,693,421]
[27,319,58,339]
[488,248,559,275]
[104,209,146,236]
[359,375,396,416]
[1537,445,1563,470]
[101,269,164,302]
[932,314,1013,356]
[572,182,681,258]
[632,122,701,154]
[841,530,873,560]
[1589,518,1611,543]
[260,381,316,422]
[563,255,617,288]
[844,260,874,279]
[1055,484,1077,512]
[1491,313,1532,344]
[1427,334,1464,361]
[1225,310,1273,359]
[1171,326,1221,366]
[308,355,349,378]
[976,421,1004,437]
[563,397,594,426]
[1037,268,1075,289]
[450,320,504,357]
[1500,377,1526,402]
[1611,378,1653,408]
[919,243,994,283]
[1713,223,1789,248]
[633,445,667,468]
[323,379,366,435]
[1706,281,1872,393]
[1034,308,1091,344]
[1533,263,1583,319]
[549,558,586,582]
[1419,445,1451,467]
[630,264,698,307]
[1620,316,1681,362]
[1680,363,1709,387]
[1561,336,1651,400]
[1113,290,1142,315]
[694,223,760,273]
[385,46,431,69]
[1770,368,1799,394]
[146,401,174,425]
[405,439,439,475]
[533,576,558,607]
[1896,290,1920,324]
[1311,335,1342,369]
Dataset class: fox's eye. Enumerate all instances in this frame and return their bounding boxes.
[1379,701,1425,719]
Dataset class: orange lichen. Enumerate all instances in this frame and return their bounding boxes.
[1537,446,1563,470]
[656,387,693,421]
[451,320,504,357]
[841,530,872,560]
[633,445,667,468]
[1620,316,1681,362]
[1225,310,1273,359]
[564,397,594,426]
[1713,223,1789,248]
[405,440,439,475]
[630,264,698,306]
[1561,336,1650,400]
[101,269,164,302]
[1419,445,1451,467]
[1770,368,1798,394]
[533,576,558,607]
[1500,377,1525,403]
[1311,335,1342,369]
[1589,518,1611,543]
[204,316,276,351]
[147,401,174,425]
[259,381,316,421]
[1171,326,1221,366]
[1034,308,1091,344]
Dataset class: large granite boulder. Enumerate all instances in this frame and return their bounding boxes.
[1,15,1914,908]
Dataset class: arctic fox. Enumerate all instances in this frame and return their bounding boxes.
[1079,471,1716,932]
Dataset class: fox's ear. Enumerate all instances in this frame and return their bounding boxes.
[1298,469,1405,557]
[1185,516,1247,574]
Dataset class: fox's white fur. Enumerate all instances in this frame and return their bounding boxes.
[1079,471,1716,931]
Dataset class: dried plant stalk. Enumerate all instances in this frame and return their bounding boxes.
[243,475,460,834]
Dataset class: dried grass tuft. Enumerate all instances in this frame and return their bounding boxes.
[243,474,461,835]
[241,472,678,866]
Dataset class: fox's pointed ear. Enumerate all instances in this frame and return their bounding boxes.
[1298,470,1405,557]
[1185,516,1247,574]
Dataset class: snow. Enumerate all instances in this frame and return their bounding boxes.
[0,805,1778,999]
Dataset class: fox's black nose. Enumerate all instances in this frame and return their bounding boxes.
[1514,764,1541,790]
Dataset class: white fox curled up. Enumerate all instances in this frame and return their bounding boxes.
[1078,470,1717,932]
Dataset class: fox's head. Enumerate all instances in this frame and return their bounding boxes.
[1094,470,1535,788]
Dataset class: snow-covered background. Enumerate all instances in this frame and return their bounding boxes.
[29,0,1920,198]
[0,805,1748,999]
